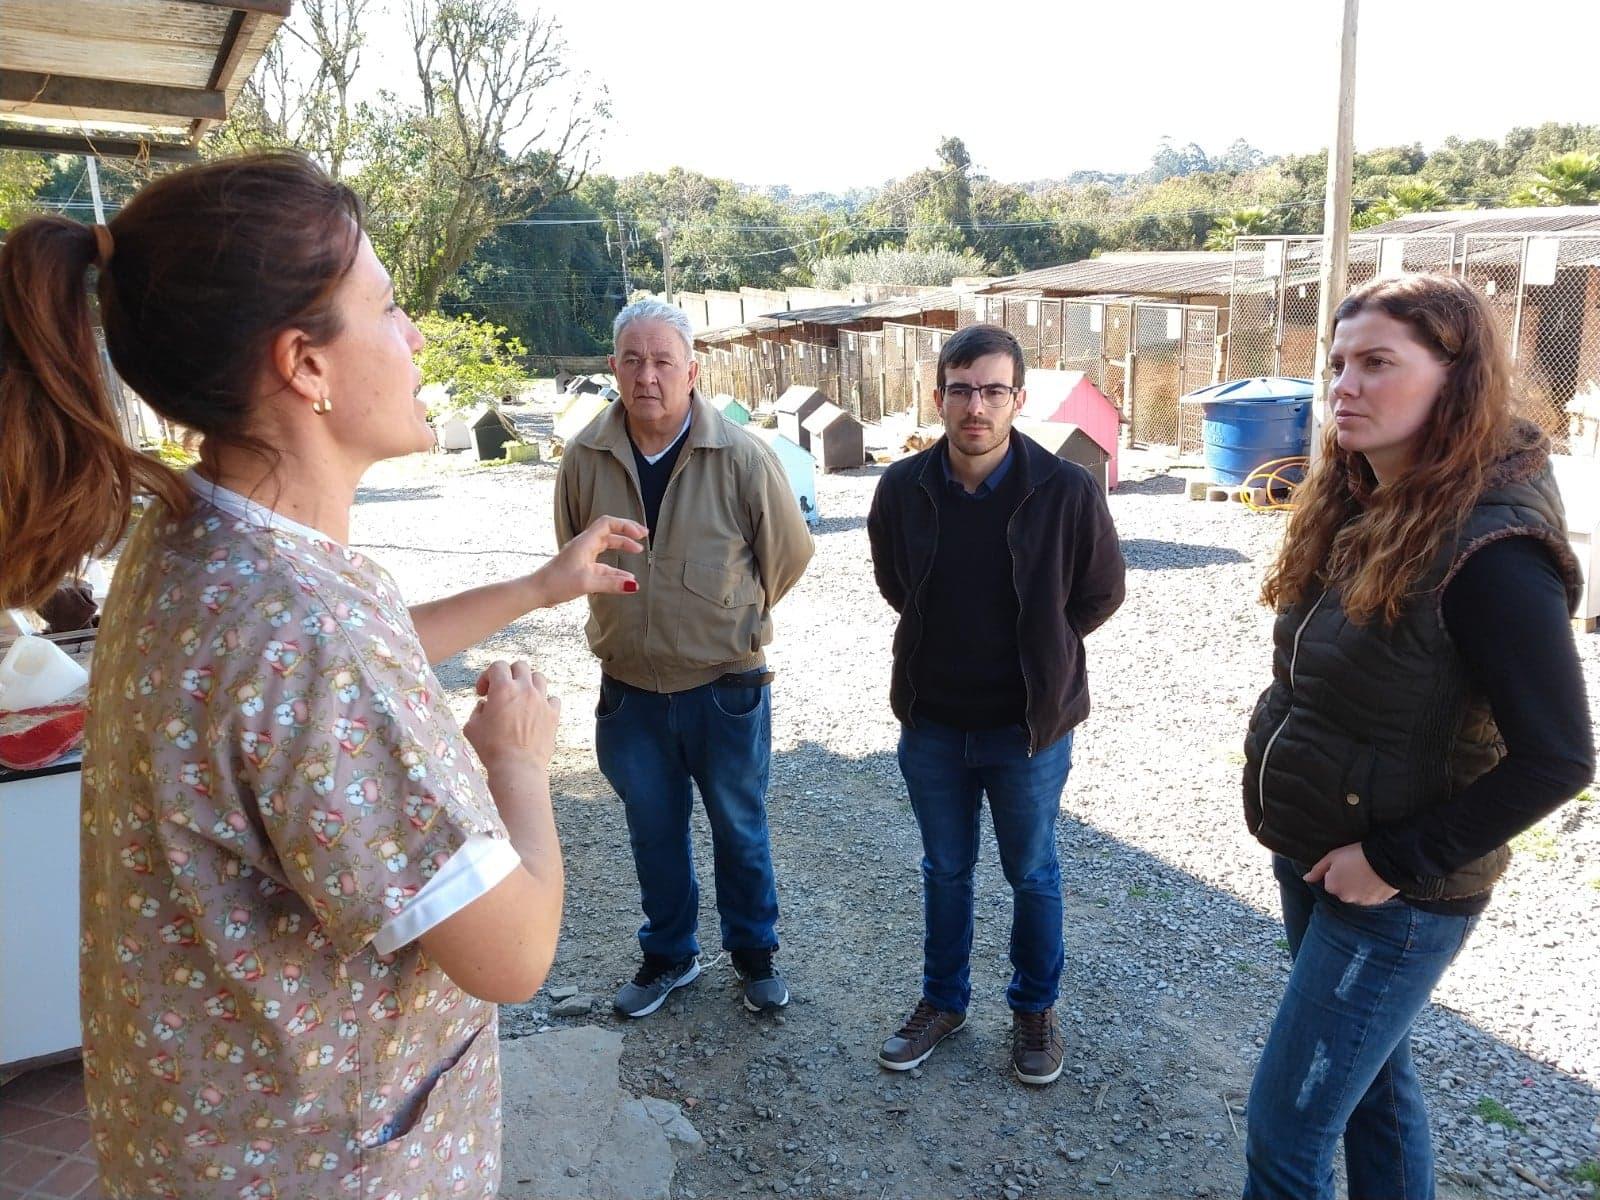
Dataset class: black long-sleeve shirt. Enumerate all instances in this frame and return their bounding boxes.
[1362,536,1595,913]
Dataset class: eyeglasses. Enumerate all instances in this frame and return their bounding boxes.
[940,383,1020,408]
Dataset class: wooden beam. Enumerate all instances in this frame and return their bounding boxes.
[0,71,226,122]
[0,128,200,163]
[166,0,292,16]
[189,9,262,144]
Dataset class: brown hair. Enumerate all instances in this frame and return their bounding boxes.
[936,323,1026,389]
[0,152,362,610]
[1262,272,1516,625]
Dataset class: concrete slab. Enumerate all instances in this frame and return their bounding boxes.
[500,1025,700,1200]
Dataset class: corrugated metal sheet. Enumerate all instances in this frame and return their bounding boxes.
[1361,207,1600,236]
[757,288,963,328]
[980,252,1235,299]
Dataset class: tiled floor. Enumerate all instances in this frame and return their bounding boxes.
[0,1061,102,1199]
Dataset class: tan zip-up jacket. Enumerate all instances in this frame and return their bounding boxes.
[555,389,813,693]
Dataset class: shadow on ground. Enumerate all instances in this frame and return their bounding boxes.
[493,737,1591,1200]
[1122,538,1250,571]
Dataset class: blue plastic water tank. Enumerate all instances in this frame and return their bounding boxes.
[1184,377,1314,486]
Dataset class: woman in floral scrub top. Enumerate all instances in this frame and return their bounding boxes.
[0,154,644,1198]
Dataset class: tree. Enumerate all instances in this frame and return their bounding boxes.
[809,247,988,289]
[414,311,527,412]
[1352,180,1451,229]
[218,0,373,174]
[0,152,50,229]
[1204,207,1282,251]
[369,0,606,312]
[1509,151,1600,207]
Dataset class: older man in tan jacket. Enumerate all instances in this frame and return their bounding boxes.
[556,298,812,1019]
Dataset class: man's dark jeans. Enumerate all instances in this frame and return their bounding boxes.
[595,674,779,961]
[898,718,1073,1014]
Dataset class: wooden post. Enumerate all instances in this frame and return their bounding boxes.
[1310,0,1360,462]
[659,222,675,307]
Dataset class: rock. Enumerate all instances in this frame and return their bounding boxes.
[552,995,595,1018]
[500,1026,680,1200]
[548,984,580,1000]
[638,1096,705,1152]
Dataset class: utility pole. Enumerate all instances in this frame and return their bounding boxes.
[615,211,632,299]
[659,221,675,306]
[1310,0,1359,460]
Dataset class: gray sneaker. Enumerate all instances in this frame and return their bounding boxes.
[613,954,700,1018]
[732,948,790,1013]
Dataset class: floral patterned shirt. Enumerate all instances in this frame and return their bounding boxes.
[80,494,508,1199]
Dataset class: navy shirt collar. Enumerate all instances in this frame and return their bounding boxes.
[941,439,1015,498]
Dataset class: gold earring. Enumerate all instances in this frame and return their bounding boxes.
[313,397,332,415]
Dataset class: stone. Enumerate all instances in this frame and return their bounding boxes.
[500,1025,684,1200]
[548,984,580,1000]
[552,995,595,1018]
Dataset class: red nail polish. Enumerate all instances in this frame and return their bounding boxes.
[623,580,639,593]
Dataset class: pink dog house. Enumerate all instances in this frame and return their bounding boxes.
[1020,370,1120,490]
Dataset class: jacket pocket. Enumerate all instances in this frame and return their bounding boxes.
[678,561,763,665]
[1336,745,1378,841]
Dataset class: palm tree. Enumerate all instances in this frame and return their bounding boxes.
[1509,152,1600,207]
[1204,207,1281,251]
[1352,180,1451,229]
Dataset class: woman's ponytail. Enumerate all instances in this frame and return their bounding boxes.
[0,215,184,610]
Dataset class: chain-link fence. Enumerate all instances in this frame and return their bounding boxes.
[838,329,885,422]
[777,340,840,405]
[1226,235,1454,380]
[953,294,1220,448]
[1459,233,1600,450]
[1130,303,1220,450]
[1228,232,1600,451]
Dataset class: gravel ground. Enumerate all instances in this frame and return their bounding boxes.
[349,396,1600,1200]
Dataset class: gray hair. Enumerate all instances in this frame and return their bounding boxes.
[613,298,694,358]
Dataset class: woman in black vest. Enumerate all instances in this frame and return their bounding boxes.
[1240,273,1592,1200]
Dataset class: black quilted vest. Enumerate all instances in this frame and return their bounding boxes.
[1242,424,1582,901]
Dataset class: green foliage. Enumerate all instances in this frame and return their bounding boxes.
[414,312,528,413]
[810,247,989,289]
[1205,207,1283,250]
[0,151,51,229]
[1474,1097,1524,1130]
[1510,151,1600,206]
[1572,1161,1600,1188]
[1353,181,1453,230]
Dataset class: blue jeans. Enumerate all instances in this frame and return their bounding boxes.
[594,674,779,961]
[1243,854,1479,1200]
[897,719,1073,1013]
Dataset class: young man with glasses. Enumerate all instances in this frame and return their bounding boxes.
[866,323,1125,1084]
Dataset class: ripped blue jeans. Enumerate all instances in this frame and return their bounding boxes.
[1243,854,1479,1200]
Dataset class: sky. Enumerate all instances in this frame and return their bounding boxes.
[364,0,1600,193]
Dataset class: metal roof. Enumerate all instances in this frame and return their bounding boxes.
[980,252,1236,299]
[766,287,963,327]
[0,0,286,160]
[1360,206,1600,237]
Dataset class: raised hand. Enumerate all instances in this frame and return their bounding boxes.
[536,515,648,607]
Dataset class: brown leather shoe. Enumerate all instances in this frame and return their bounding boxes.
[1012,1007,1064,1085]
[877,999,966,1071]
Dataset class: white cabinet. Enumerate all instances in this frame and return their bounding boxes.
[0,762,82,1067]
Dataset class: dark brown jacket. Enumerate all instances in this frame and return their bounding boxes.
[867,430,1126,754]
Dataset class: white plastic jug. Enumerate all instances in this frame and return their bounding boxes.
[0,635,89,711]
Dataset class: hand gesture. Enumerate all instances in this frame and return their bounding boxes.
[536,515,648,607]
[463,660,561,776]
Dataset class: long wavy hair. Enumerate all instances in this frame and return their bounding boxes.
[1262,273,1516,625]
